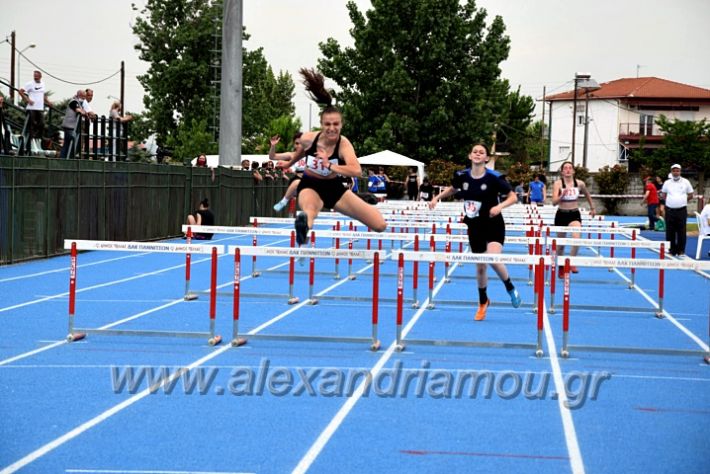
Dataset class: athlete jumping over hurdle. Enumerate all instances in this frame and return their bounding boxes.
[551,161,596,276]
[429,143,522,321]
[276,68,387,245]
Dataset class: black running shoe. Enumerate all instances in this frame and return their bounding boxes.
[295,213,309,245]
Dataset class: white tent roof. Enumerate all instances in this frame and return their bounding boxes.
[358,150,426,181]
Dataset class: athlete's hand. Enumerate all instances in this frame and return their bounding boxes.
[489,204,502,217]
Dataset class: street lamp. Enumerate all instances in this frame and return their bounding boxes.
[16,43,36,104]
[570,73,600,168]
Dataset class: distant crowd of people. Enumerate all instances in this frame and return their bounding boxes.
[1,69,132,159]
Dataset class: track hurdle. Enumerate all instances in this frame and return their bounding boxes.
[558,256,710,362]
[228,245,382,351]
[63,239,224,345]
[392,250,550,357]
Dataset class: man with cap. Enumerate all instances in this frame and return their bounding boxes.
[660,164,694,256]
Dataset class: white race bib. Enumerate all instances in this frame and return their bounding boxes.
[463,200,482,218]
[305,155,336,177]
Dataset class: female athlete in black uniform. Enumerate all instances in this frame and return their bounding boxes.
[277,68,386,244]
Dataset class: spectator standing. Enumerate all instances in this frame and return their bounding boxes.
[406,166,420,200]
[19,70,52,143]
[0,95,8,154]
[367,169,381,193]
[641,176,659,231]
[528,174,546,206]
[419,177,434,201]
[654,175,665,220]
[108,100,132,161]
[660,164,694,256]
[82,89,97,119]
[514,182,525,204]
[59,90,86,159]
[377,167,390,194]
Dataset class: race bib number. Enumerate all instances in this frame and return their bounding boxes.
[463,200,482,218]
[305,155,335,176]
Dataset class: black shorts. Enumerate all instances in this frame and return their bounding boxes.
[298,174,349,209]
[288,173,303,185]
[554,208,582,227]
[465,214,506,254]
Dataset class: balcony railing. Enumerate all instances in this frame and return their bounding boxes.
[619,122,664,137]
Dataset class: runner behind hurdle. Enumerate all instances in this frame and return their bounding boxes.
[551,161,596,276]
[429,143,522,321]
[276,68,387,245]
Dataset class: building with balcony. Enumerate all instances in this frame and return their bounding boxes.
[545,77,710,171]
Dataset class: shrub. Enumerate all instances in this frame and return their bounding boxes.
[593,165,629,215]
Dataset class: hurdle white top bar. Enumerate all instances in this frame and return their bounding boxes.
[563,255,710,271]
[228,245,378,260]
[64,240,223,254]
[248,217,628,234]
[392,250,551,265]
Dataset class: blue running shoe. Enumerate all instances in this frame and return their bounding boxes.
[508,288,522,308]
[295,212,309,245]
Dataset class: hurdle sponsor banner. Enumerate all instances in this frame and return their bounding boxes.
[181,224,285,235]
[184,225,293,236]
[64,239,222,254]
[564,256,710,271]
[549,238,668,249]
[228,245,378,260]
[392,250,550,265]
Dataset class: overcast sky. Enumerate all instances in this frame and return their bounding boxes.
[2,0,709,128]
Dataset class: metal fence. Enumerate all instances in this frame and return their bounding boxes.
[0,156,289,264]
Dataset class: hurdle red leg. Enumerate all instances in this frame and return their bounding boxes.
[232,248,246,346]
[535,257,544,357]
[208,247,222,346]
[656,243,665,318]
[561,258,571,358]
[184,227,198,300]
[395,253,405,351]
[67,242,85,342]
[370,252,381,351]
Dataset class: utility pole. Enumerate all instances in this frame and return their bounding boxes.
[218,0,243,167]
[540,86,552,170]
[571,75,580,166]
[10,31,16,103]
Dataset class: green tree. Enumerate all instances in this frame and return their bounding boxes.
[317,0,531,166]
[132,0,297,157]
[654,115,710,191]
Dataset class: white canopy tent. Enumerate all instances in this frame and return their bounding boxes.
[358,150,426,181]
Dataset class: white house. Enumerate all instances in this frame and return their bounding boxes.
[545,77,710,172]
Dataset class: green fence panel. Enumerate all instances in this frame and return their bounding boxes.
[0,155,290,264]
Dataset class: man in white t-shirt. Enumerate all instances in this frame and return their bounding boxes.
[81,88,97,119]
[19,70,52,141]
[660,163,694,256]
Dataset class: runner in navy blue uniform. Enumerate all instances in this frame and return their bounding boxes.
[429,143,522,321]
[277,68,386,244]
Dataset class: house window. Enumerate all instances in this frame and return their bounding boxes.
[640,114,654,135]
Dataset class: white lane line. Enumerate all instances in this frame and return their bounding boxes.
[65,469,253,473]
[609,268,709,351]
[0,242,370,472]
[542,304,585,474]
[0,257,212,314]
[0,254,144,283]
[291,262,456,474]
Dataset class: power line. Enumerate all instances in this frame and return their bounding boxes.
[16,49,121,86]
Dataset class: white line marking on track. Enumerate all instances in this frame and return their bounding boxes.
[542,305,585,474]
[291,261,455,474]
[0,254,144,283]
[65,469,253,473]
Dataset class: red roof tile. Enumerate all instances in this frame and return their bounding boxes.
[546,77,710,101]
